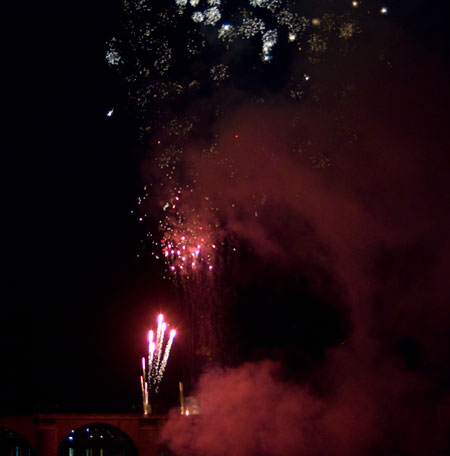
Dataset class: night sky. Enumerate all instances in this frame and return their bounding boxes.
[3,0,450,454]
[4,0,157,412]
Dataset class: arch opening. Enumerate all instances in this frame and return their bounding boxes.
[0,427,35,456]
[58,423,137,456]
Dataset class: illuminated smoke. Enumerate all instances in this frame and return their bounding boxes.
[106,0,450,450]
[110,0,392,371]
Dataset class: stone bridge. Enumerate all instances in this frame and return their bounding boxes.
[0,413,168,456]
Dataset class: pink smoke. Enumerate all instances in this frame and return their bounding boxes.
[158,28,450,456]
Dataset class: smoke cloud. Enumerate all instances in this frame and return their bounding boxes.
[158,28,450,456]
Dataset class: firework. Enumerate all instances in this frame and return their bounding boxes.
[141,314,177,414]
[106,0,386,143]
[147,330,155,379]
[158,188,218,278]
[156,322,167,370]
[111,0,389,371]
[111,0,388,279]
[140,374,145,408]
[179,381,185,415]
[158,329,177,382]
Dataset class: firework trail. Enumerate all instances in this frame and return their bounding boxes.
[156,322,167,375]
[147,330,156,389]
[159,329,177,383]
[140,374,145,408]
[141,314,176,414]
[148,329,154,353]
[147,330,154,371]
[156,314,163,351]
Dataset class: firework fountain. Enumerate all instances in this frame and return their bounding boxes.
[140,313,176,415]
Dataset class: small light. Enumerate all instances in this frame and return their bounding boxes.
[380,6,388,14]
[106,108,114,117]
[288,33,296,42]
[352,1,358,7]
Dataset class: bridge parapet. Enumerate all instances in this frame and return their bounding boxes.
[0,413,167,456]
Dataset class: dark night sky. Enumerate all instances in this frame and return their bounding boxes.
[3,0,450,434]
[4,0,166,412]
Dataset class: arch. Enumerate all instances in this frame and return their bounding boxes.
[58,423,138,456]
[0,427,35,456]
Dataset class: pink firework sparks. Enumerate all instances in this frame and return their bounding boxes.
[140,314,177,413]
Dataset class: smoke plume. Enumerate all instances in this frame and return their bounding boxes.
[159,28,450,456]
